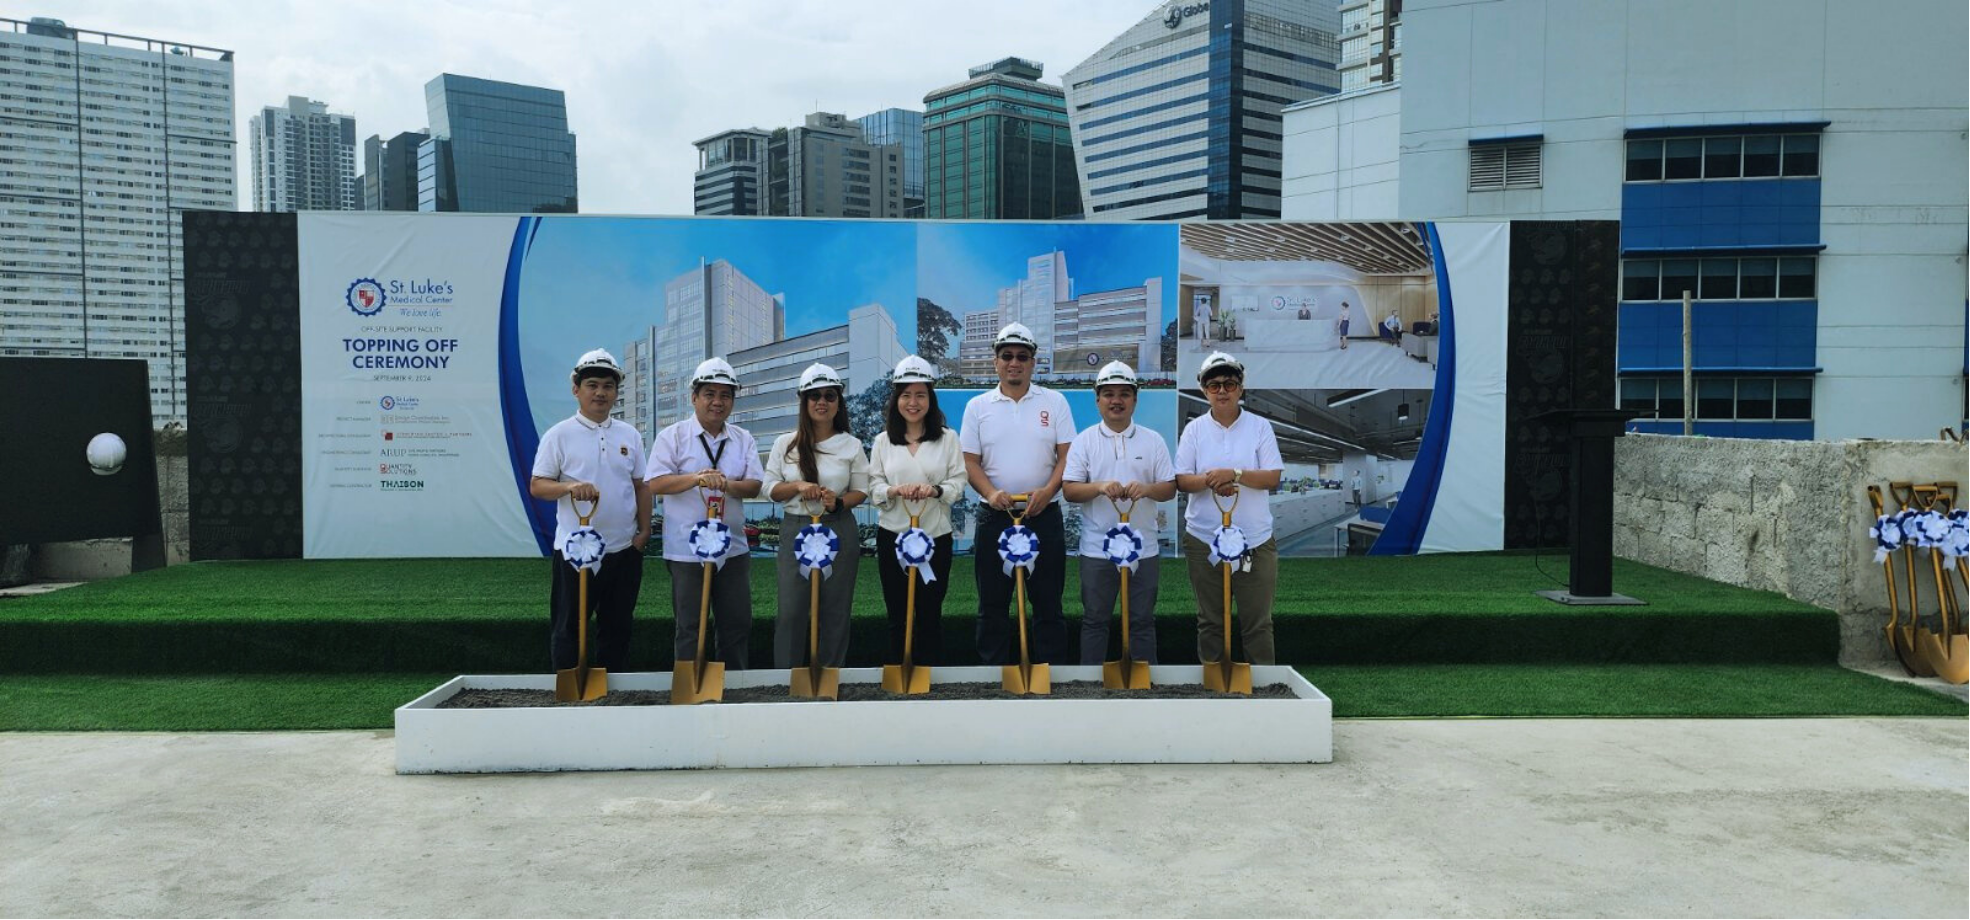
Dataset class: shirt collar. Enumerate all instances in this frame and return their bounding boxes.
[1205,408,1244,431]
[684,416,731,442]
[573,413,612,431]
[1100,421,1138,440]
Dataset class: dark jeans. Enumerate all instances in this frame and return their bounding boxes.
[974,503,1070,666]
[877,527,952,666]
[549,545,644,672]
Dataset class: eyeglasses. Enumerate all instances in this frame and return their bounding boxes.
[805,390,840,403]
[1203,380,1242,393]
[997,352,1034,363]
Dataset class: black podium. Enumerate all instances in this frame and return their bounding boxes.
[1533,408,1646,606]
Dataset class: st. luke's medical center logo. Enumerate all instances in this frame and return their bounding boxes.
[346,278,386,317]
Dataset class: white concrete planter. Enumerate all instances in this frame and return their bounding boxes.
[395,665,1332,773]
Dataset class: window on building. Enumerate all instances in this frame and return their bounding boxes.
[1625,132,1821,182]
[1468,140,1540,191]
[1622,256,1817,301]
[1621,376,1813,422]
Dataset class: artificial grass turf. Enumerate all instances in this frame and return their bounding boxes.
[0,665,1958,732]
[0,552,1839,673]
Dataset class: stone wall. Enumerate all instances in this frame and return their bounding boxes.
[1613,434,1967,664]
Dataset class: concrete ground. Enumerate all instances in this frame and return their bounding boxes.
[2,719,1964,918]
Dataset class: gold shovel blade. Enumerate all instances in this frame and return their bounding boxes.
[790,666,841,700]
[1922,632,1969,685]
[1002,662,1052,696]
[1201,660,1254,695]
[1900,626,1937,676]
[556,667,609,702]
[881,664,933,695]
[670,660,726,704]
[1103,659,1154,690]
[554,667,582,702]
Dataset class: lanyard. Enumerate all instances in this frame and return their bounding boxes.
[697,432,727,472]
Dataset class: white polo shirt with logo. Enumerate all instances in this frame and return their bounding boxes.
[531,413,647,554]
[1175,408,1284,546]
[645,416,764,564]
[1063,421,1176,559]
[959,384,1075,508]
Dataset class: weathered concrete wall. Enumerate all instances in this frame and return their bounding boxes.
[1614,434,1967,664]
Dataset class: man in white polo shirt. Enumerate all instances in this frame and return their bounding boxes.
[646,357,765,670]
[961,322,1075,665]
[529,348,650,673]
[1176,351,1285,665]
[1063,361,1176,666]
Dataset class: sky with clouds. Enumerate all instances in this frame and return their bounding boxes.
[49,0,1159,215]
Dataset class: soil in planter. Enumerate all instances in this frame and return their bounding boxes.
[438,680,1297,708]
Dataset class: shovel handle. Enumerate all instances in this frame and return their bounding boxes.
[694,561,714,691]
[1108,495,1137,523]
[1211,486,1241,517]
[1008,493,1031,525]
[571,495,599,526]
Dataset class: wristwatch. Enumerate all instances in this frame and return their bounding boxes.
[932,484,944,498]
[1232,468,1244,485]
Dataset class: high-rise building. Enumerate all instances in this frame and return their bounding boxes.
[362,130,428,211]
[1280,0,1968,441]
[621,259,783,436]
[953,250,1162,381]
[692,128,770,216]
[1337,0,1401,94]
[417,74,577,213]
[0,16,235,424]
[854,108,925,217]
[249,95,357,212]
[728,303,905,458]
[1062,0,1340,220]
[923,57,1081,220]
[762,112,905,219]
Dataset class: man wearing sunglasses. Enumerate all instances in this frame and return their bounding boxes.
[960,322,1076,666]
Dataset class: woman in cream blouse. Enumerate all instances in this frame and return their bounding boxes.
[762,363,868,669]
[867,355,966,666]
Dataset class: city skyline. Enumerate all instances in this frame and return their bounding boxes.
[44,0,1158,216]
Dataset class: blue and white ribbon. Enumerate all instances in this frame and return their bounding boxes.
[563,526,605,574]
[1944,509,1969,570]
[1869,511,1907,564]
[688,519,734,569]
[1910,509,1952,550]
[795,522,840,580]
[998,524,1039,578]
[1103,522,1144,572]
[895,526,937,584]
[1209,523,1252,572]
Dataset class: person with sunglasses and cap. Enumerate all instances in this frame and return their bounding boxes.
[761,363,869,670]
[646,356,765,670]
[529,348,650,674]
[867,354,967,667]
[960,322,1076,666]
[1175,351,1285,666]
[1062,360,1177,666]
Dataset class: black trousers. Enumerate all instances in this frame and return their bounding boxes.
[877,527,952,666]
[549,546,644,672]
[974,503,1070,665]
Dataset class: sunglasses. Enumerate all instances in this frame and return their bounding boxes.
[1203,380,1242,393]
[805,390,841,403]
[997,352,1034,363]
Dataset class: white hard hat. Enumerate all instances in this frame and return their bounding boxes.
[797,362,844,393]
[993,322,1038,351]
[892,355,937,385]
[571,348,623,383]
[691,357,739,390]
[1094,361,1138,390]
[1197,351,1244,382]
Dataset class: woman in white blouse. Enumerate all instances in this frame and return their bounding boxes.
[763,363,869,669]
[867,355,966,667]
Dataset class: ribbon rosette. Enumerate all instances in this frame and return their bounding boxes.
[1209,523,1252,572]
[563,526,606,574]
[1911,509,1952,550]
[1944,509,1969,570]
[1103,523,1144,572]
[895,527,938,584]
[795,522,840,580]
[998,524,1039,578]
[687,519,734,569]
[1869,511,1907,564]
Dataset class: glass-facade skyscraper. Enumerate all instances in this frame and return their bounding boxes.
[854,108,925,216]
[1063,0,1340,220]
[417,74,577,213]
[923,57,1081,220]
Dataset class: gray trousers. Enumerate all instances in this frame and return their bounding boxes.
[669,555,753,670]
[1182,533,1278,665]
[773,508,860,668]
[1079,554,1160,665]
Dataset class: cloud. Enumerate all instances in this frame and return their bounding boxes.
[53,0,1156,214]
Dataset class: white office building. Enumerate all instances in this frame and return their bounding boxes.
[1062,0,1340,220]
[1281,0,1967,440]
[0,17,236,424]
[729,303,906,460]
[250,95,358,212]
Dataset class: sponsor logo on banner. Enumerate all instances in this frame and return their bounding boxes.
[379,395,421,411]
[380,480,425,492]
[346,278,386,317]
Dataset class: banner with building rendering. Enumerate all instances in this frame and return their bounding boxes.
[296,213,1507,559]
